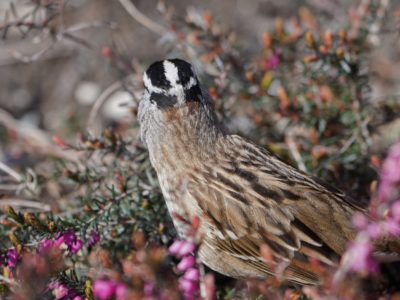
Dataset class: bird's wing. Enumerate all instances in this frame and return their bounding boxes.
[186,134,363,284]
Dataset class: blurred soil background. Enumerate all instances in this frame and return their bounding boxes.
[0,0,399,143]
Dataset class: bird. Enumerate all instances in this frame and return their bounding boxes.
[138,58,400,286]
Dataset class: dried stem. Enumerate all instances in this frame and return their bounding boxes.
[86,80,123,133]
[0,161,23,182]
[0,274,17,286]
[0,108,80,163]
[118,0,167,35]
[286,137,307,172]
[0,198,51,211]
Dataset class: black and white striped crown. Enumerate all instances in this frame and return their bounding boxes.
[143,59,202,108]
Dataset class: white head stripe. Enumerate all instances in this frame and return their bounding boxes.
[143,72,164,94]
[163,60,179,85]
[185,76,197,90]
[143,73,153,89]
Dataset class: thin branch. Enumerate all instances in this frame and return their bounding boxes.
[118,0,167,35]
[86,80,123,133]
[2,19,116,65]
[0,184,22,190]
[0,198,51,211]
[9,41,56,63]
[82,190,133,227]
[0,108,80,163]
[0,274,17,286]
[63,21,117,34]
[338,134,357,155]
[0,161,23,182]
[286,136,307,172]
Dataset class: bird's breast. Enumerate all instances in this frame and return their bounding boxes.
[156,168,202,238]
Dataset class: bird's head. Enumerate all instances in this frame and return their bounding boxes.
[142,58,203,109]
[139,58,221,148]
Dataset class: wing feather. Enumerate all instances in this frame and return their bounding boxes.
[184,134,362,283]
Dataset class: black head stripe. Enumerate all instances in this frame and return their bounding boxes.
[168,58,194,86]
[185,84,202,102]
[150,92,178,109]
[144,59,203,109]
[146,60,171,90]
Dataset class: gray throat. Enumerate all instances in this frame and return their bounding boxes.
[138,93,224,167]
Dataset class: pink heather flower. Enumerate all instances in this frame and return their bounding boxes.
[169,240,185,255]
[169,240,196,257]
[52,283,69,300]
[56,230,84,254]
[39,239,54,253]
[378,182,393,203]
[63,230,77,251]
[63,230,77,246]
[383,219,400,236]
[88,230,101,248]
[115,283,128,300]
[73,297,84,300]
[144,282,155,297]
[352,212,368,229]
[55,235,65,248]
[7,248,19,268]
[177,241,196,257]
[391,200,400,223]
[177,255,196,272]
[70,239,84,254]
[378,142,400,201]
[366,223,382,239]
[183,268,200,281]
[179,278,199,298]
[93,279,117,300]
[263,51,281,71]
[346,237,378,274]
[204,273,216,300]
[381,143,400,180]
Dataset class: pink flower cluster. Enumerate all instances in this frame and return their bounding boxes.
[338,142,400,277]
[169,239,200,300]
[88,230,101,248]
[378,142,400,202]
[263,49,281,71]
[7,248,19,268]
[56,230,84,254]
[39,230,100,254]
[93,279,128,300]
[48,282,83,300]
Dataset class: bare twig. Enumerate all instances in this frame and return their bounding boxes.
[10,41,56,63]
[0,198,51,211]
[86,80,123,133]
[338,134,357,155]
[63,21,117,34]
[82,190,133,227]
[0,184,22,191]
[0,274,17,286]
[0,161,23,182]
[367,0,391,46]
[0,108,80,163]
[286,136,308,172]
[2,16,116,65]
[7,20,115,64]
[360,116,373,148]
[118,0,167,35]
